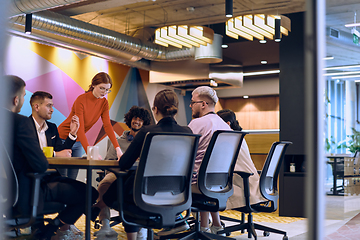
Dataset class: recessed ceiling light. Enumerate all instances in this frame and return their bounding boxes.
[325,64,360,70]
[243,95,249,99]
[259,40,267,44]
[275,39,281,42]
[331,74,360,79]
[243,70,280,76]
[261,60,267,64]
[221,44,228,48]
[345,23,360,27]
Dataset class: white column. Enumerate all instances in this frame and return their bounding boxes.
[345,81,356,147]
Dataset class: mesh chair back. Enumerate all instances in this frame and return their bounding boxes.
[259,141,292,210]
[197,130,247,209]
[133,132,199,225]
[0,139,19,209]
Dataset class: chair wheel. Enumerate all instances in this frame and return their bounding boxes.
[263,231,270,236]
[283,235,289,240]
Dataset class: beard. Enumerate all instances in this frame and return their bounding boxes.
[131,127,141,132]
[192,111,200,119]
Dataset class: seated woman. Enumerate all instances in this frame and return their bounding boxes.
[216,109,266,209]
[102,89,192,240]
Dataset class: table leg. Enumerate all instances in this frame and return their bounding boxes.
[85,168,92,240]
[333,158,337,195]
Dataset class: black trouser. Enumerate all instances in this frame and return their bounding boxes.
[103,174,139,233]
[44,176,99,225]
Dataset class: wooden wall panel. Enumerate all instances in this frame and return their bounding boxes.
[220,96,279,130]
[245,134,279,154]
[219,96,280,169]
[251,154,267,170]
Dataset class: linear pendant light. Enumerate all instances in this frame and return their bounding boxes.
[226,14,291,41]
[154,25,214,48]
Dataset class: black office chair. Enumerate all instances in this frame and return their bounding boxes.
[110,132,200,240]
[1,141,64,237]
[218,141,292,240]
[1,141,44,236]
[160,130,247,240]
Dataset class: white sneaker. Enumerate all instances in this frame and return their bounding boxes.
[93,220,118,238]
[210,225,226,236]
[137,228,147,240]
[200,227,210,233]
[70,225,84,236]
[55,228,83,240]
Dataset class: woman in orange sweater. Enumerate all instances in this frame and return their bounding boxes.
[58,72,122,179]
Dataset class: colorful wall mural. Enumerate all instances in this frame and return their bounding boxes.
[4,35,191,157]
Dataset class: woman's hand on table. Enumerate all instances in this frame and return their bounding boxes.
[116,147,123,161]
[55,149,72,158]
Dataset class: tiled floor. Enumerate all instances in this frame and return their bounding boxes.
[226,194,360,240]
[10,194,360,239]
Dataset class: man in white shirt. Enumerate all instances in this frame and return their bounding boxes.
[29,91,79,157]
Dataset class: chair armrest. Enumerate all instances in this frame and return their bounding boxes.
[234,171,254,178]
[112,170,139,227]
[233,171,255,213]
[21,172,49,228]
[106,168,129,178]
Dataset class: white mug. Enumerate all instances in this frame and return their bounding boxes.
[87,146,99,160]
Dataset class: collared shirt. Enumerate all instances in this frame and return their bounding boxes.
[32,116,48,150]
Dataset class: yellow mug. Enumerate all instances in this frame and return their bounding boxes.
[43,146,54,158]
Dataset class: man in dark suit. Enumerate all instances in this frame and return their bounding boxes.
[4,75,98,240]
[29,91,79,158]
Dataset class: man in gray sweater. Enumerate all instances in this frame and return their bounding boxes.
[93,106,151,238]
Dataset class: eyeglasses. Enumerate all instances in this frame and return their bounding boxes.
[99,86,111,94]
[190,100,208,106]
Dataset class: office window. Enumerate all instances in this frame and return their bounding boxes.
[325,79,346,154]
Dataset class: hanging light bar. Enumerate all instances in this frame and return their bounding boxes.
[226,14,291,41]
[154,25,214,48]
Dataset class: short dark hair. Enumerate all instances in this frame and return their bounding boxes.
[30,91,53,107]
[217,109,242,131]
[124,106,151,128]
[5,75,26,105]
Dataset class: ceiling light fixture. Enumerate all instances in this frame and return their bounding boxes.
[324,64,360,70]
[331,74,360,79]
[243,95,249,98]
[221,44,228,48]
[324,71,360,76]
[323,56,334,60]
[154,25,214,48]
[259,39,267,43]
[345,23,360,27]
[261,60,267,64]
[225,14,291,41]
[243,69,280,76]
[225,0,233,18]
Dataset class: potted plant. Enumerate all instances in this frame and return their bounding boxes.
[347,128,360,154]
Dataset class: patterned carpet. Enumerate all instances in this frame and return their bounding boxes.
[12,210,303,239]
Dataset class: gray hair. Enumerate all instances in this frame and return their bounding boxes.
[192,86,218,104]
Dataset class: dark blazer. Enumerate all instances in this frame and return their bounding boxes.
[118,116,192,170]
[5,111,48,215]
[29,115,75,152]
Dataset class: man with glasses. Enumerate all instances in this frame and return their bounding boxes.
[188,86,231,235]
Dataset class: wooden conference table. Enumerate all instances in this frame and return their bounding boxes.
[47,157,120,240]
